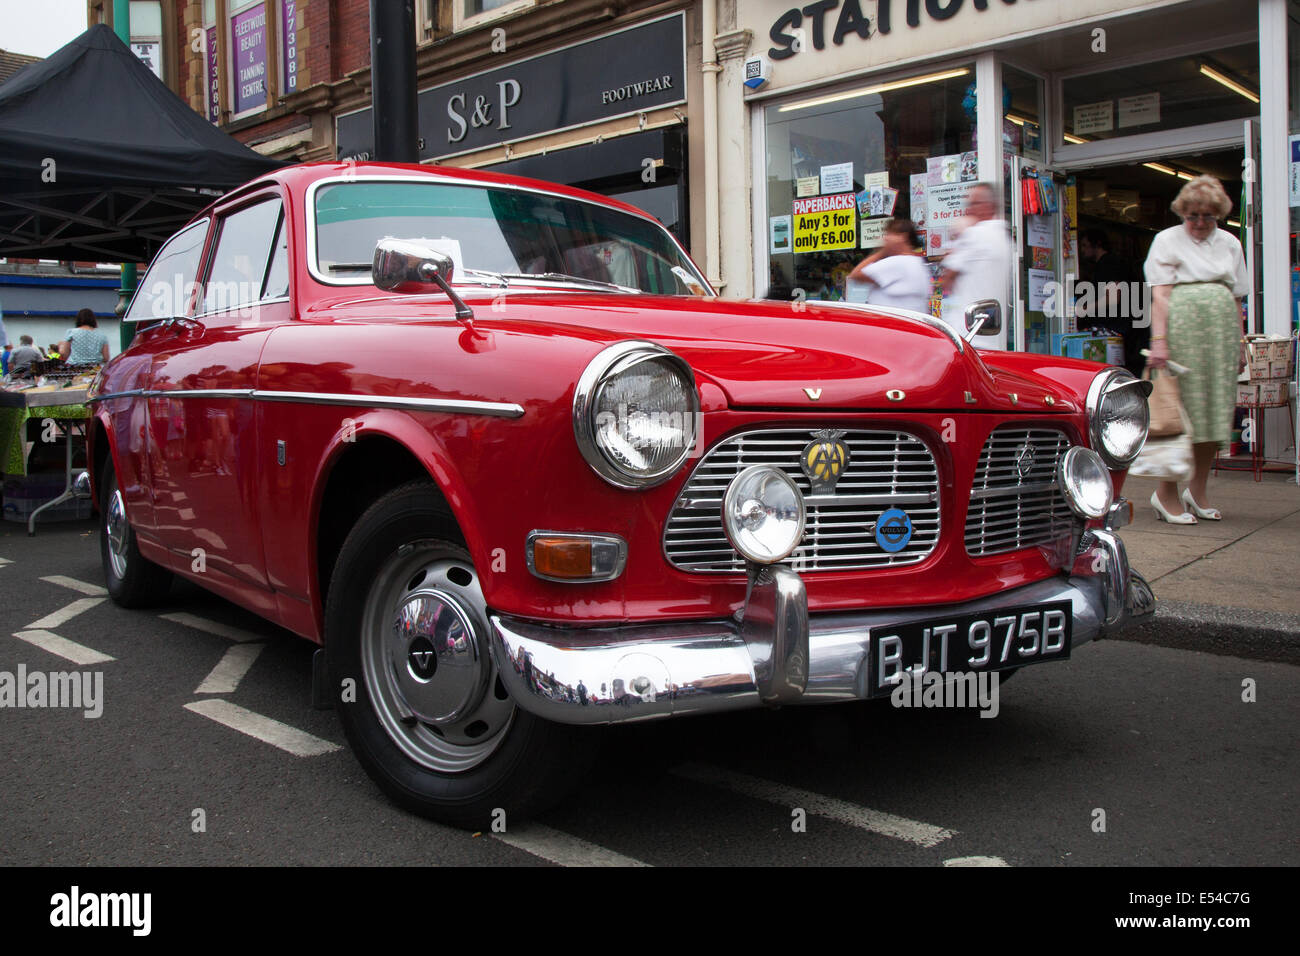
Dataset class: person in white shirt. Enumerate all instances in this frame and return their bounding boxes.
[847,220,932,314]
[939,183,1011,349]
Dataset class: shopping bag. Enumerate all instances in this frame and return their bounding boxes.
[1144,366,1184,438]
[1130,405,1193,481]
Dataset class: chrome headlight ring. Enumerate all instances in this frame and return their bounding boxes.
[572,340,700,489]
[1086,367,1151,469]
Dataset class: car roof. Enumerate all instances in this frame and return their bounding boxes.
[194,160,658,225]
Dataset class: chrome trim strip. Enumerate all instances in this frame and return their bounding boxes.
[969,480,1057,500]
[676,491,935,510]
[88,387,524,418]
[250,389,525,417]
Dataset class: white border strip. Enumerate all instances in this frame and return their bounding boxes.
[493,824,650,867]
[13,630,115,666]
[184,699,341,757]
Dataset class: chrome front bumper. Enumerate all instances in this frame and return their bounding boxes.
[489,515,1154,726]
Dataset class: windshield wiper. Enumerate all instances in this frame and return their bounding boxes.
[497,272,639,293]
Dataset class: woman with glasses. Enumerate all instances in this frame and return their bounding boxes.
[1143,174,1248,524]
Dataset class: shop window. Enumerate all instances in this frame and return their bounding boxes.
[1003,66,1043,164]
[454,0,533,33]
[129,0,163,81]
[1062,44,1259,147]
[763,65,975,307]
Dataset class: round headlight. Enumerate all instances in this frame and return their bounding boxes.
[1087,368,1150,468]
[573,341,700,488]
[1058,446,1114,519]
[722,465,806,564]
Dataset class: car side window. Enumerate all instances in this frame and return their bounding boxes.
[202,198,283,314]
[125,219,209,321]
[261,210,290,301]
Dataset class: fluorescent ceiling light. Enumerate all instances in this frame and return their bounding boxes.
[1199,64,1259,103]
[777,68,970,113]
[1144,162,1177,175]
[1062,132,1088,144]
[1176,171,1195,181]
[1226,218,1241,228]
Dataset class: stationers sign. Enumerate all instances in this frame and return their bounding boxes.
[337,12,686,161]
[766,0,1040,59]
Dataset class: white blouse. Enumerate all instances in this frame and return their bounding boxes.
[1143,224,1249,297]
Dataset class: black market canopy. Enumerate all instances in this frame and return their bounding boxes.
[0,24,282,263]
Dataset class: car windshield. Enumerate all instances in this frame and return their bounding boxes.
[314,180,709,295]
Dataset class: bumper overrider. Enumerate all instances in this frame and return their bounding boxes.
[489,500,1155,725]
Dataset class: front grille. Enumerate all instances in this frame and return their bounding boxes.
[663,429,940,573]
[965,427,1074,557]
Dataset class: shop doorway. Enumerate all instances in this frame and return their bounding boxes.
[1013,146,1248,371]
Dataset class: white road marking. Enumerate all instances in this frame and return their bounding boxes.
[943,856,1010,867]
[184,699,341,757]
[13,630,115,666]
[41,575,108,596]
[161,612,264,643]
[492,824,651,867]
[26,597,105,630]
[673,763,955,848]
[195,643,266,694]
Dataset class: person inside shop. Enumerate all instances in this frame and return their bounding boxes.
[1,343,9,377]
[1078,227,1145,374]
[938,183,1011,349]
[1144,174,1248,525]
[847,219,932,314]
[8,335,43,378]
[59,309,110,365]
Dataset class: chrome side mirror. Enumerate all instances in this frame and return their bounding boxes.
[372,237,456,293]
[372,237,473,323]
[964,299,1002,341]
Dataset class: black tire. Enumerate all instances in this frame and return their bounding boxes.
[100,457,172,607]
[325,481,600,830]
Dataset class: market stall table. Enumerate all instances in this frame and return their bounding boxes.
[0,387,91,535]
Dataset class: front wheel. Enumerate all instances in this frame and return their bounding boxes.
[99,457,172,607]
[325,482,599,829]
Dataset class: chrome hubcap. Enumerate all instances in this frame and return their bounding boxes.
[361,548,513,772]
[106,489,129,579]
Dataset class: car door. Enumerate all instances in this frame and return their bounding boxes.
[114,217,212,551]
[146,192,292,597]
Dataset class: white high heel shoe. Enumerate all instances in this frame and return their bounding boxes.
[1181,489,1221,521]
[1151,491,1197,524]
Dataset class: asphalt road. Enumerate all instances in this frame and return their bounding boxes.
[1,518,1295,867]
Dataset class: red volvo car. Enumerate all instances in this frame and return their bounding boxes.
[86,162,1154,827]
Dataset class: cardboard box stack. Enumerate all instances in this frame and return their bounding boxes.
[1241,335,1295,407]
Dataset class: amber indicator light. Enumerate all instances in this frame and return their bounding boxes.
[532,537,593,578]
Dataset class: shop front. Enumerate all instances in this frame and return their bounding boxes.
[334,9,695,247]
[734,0,1297,366]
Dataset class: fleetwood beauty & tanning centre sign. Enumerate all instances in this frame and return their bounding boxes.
[337,12,686,161]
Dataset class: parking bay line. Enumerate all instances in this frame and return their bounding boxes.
[672,763,955,848]
[13,630,115,666]
[41,575,107,597]
[26,597,105,630]
[492,824,651,867]
[161,612,264,643]
[195,643,266,694]
[184,699,341,757]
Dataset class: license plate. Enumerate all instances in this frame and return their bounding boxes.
[869,601,1072,696]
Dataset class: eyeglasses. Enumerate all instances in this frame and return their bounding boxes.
[1183,213,1218,222]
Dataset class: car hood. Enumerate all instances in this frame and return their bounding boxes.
[309,290,1071,412]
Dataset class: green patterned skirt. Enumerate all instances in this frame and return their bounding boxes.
[1167,282,1240,447]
